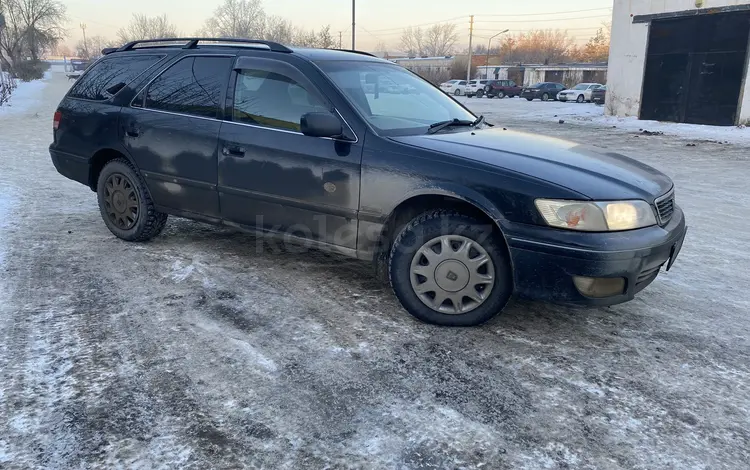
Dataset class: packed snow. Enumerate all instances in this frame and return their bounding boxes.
[0,67,749,469]
[458,96,750,145]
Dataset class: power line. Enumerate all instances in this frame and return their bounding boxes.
[477,7,612,17]
[366,15,467,33]
[474,14,611,24]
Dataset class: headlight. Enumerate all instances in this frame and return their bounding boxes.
[535,199,657,231]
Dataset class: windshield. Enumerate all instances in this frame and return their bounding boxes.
[573,84,589,90]
[318,61,476,137]
[531,83,544,88]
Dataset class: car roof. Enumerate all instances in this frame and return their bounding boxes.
[290,47,390,63]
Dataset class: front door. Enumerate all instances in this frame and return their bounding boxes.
[120,54,234,218]
[217,56,363,249]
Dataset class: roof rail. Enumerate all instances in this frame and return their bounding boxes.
[331,49,376,57]
[115,38,293,53]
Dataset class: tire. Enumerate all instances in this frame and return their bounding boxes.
[526,98,533,101]
[497,91,505,99]
[542,93,549,101]
[576,94,585,103]
[476,89,484,98]
[388,210,513,326]
[96,158,168,242]
[454,89,461,96]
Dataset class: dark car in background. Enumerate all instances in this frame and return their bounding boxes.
[592,85,607,105]
[484,79,522,98]
[521,82,566,101]
[50,38,686,327]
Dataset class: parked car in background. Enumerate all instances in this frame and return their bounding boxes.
[592,85,607,105]
[440,79,467,96]
[521,82,566,101]
[466,79,488,97]
[557,83,603,103]
[484,79,522,98]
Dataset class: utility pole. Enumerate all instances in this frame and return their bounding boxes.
[466,15,474,83]
[339,31,343,49]
[351,0,356,50]
[80,23,88,58]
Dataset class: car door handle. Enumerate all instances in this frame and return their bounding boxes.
[222,145,246,157]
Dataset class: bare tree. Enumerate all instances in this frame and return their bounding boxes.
[76,35,115,59]
[0,0,66,66]
[373,40,389,56]
[263,15,293,44]
[117,14,179,44]
[293,27,317,47]
[497,29,574,64]
[423,23,457,57]
[400,26,424,57]
[317,25,334,49]
[200,0,265,38]
[570,27,610,63]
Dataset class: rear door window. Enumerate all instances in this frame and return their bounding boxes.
[68,54,163,101]
[143,56,233,119]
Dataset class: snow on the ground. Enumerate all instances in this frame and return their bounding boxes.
[459,96,750,146]
[0,73,50,116]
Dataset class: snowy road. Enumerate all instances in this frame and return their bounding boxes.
[1,71,749,469]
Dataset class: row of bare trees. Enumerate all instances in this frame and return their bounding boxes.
[392,23,610,64]
[67,0,337,60]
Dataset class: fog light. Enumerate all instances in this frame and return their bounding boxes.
[573,276,626,298]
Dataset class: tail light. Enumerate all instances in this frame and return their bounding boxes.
[53,110,62,130]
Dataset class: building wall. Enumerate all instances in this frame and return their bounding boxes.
[607,0,750,122]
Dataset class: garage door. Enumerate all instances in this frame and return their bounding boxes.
[640,12,750,126]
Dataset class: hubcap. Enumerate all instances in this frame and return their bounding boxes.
[410,235,495,314]
[104,173,139,229]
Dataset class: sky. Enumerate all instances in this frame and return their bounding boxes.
[61,0,613,51]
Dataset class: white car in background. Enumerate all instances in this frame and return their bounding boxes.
[466,79,489,97]
[557,83,603,103]
[440,79,467,96]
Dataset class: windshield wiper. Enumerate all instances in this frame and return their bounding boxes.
[427,118,474,134]
[472,115,485,127]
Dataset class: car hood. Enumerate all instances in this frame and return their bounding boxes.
[391,128,673,201]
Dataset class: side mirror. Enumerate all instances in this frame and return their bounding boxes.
[300,112,343,138]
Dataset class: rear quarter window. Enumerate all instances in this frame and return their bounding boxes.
[68,54,163,101]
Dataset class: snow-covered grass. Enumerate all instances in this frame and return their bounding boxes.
[0,73,50,116]
[459,96,750,146]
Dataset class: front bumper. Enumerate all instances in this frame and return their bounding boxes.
[504,206,687,306]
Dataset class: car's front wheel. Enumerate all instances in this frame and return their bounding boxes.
[542,93,550,101]
[389,210,513,326]
[454,89,461,96]
[577,94,585,103]
[96,158,168,242]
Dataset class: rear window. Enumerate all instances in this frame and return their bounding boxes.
[68,54,163,101]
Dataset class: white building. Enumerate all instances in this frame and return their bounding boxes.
[607,0,750,126]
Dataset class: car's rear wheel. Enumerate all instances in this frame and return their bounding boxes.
[497,91,505,99]
[542,93,550,101]
[526,98,533,101]
[476,89,484,98]
[388,210,513,326]
[97,159,168,242]
[576,94,585,103]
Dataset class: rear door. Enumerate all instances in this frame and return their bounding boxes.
[217,55,363,249]
[120,54,234,219]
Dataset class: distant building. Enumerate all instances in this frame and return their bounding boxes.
[390,56,454,75]
[607,0,750,126]
[475,64,608,88]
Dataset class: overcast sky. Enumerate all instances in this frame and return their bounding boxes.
[62,0,613,50]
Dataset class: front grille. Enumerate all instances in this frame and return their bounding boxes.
[655,190,675,225]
